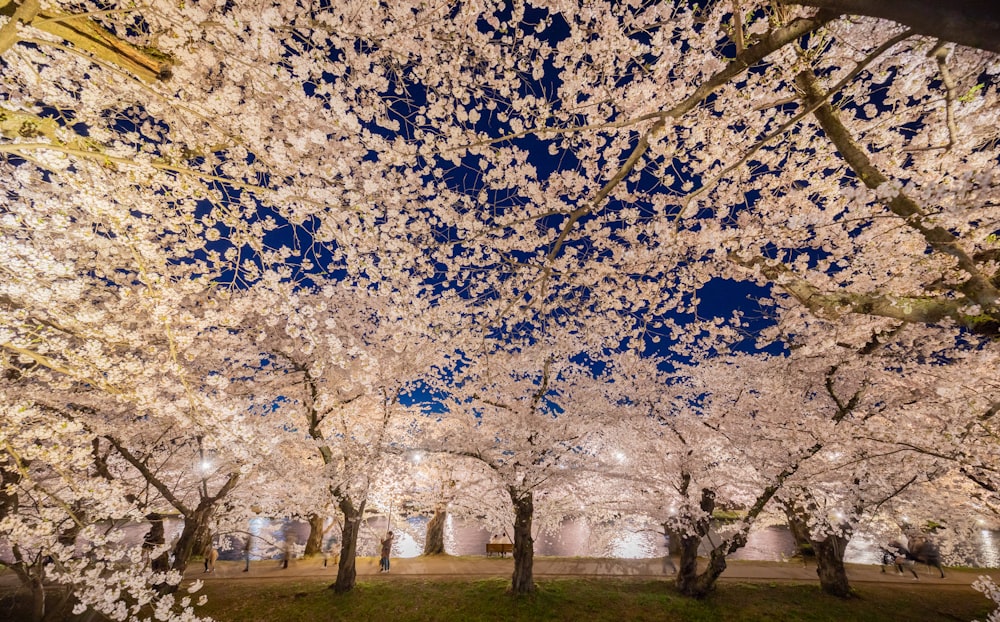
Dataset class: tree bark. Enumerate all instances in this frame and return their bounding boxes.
[663,524,682,556]
[143,513,171,573]
[786,511,815,558]
[813,532,852,597]
[304,513,325,557]
[784,499,853,597]
[162,504,213,593]
[331,495,365,594]
[783,0,1000,53]
[423,508,446,555]
[676,488,715,598]
[29,572,45,622]
[0,0,173,80]
[509,488,535,595]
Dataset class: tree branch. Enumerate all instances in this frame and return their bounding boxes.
[105,435,191,517]
[795,69,1000,310]
[781,0,1000,53]
[0,1,172,81]
[729,253,1000,336]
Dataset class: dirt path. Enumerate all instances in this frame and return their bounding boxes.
[187,555,1000,588]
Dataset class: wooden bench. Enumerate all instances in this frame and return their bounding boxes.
[486,542,513,557]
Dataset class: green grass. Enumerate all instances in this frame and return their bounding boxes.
[194,578,994,622]
[2,575,992,621]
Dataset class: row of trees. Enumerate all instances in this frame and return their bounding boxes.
[3,282,997,615]
[2,0,998,619]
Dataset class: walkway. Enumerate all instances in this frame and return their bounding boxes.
[191,555,1000,587]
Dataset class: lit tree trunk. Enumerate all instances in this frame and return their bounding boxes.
[509,488,535,595]
[784,498,852,597]
[6,544,46,622]
[167,504,214,588]
[676,487,719,598]
[812,531,852,597]
[304,513,325,557]
[423,508,446,555]
[331,494,365,594]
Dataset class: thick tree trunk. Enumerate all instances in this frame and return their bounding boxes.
[304,513,325,557]
[509,489,535,595]
[675,487,751,598]
[331,496,365,594]
[813,532,852,597]
[784,498,853,597]
[161,504,213,593]
[676,488,716,598]
[423,509,446,555]
[675,527,702,593]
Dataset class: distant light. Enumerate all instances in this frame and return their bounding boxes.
[199,460,212,472]
[409,451,424,464]
[613,451,626,464]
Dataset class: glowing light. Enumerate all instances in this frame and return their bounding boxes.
[613,451,626,464]
[394,531,422,558]
[610,531,655,559]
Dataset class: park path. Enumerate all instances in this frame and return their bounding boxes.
[189,555,1000,588]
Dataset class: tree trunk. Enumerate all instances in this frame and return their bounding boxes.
[675,487,752,598]
[509,488,535,595]
[304,513,325,557]
[675,526,702,594]
[160,504,213,593]
[786,510,815,558]
[423,508,446,555]
[785,500,851,598]
[144,513,170,573]
[30,573,45,622]
[331,496,365,594]
[813,533,851,597]
[784,498,853,597]
[663,523,682,556]
[676,488,716,598]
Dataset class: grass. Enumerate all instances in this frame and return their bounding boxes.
[193,577,994,622]
[2,570,993,621]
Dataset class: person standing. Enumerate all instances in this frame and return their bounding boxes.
[379,531,394,573]
[206,544,219,573]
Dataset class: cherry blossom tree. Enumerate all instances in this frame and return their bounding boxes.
[0,398,218,622]
[235,279,442,592]
[421,342,620,594]
[2,0,999,615]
